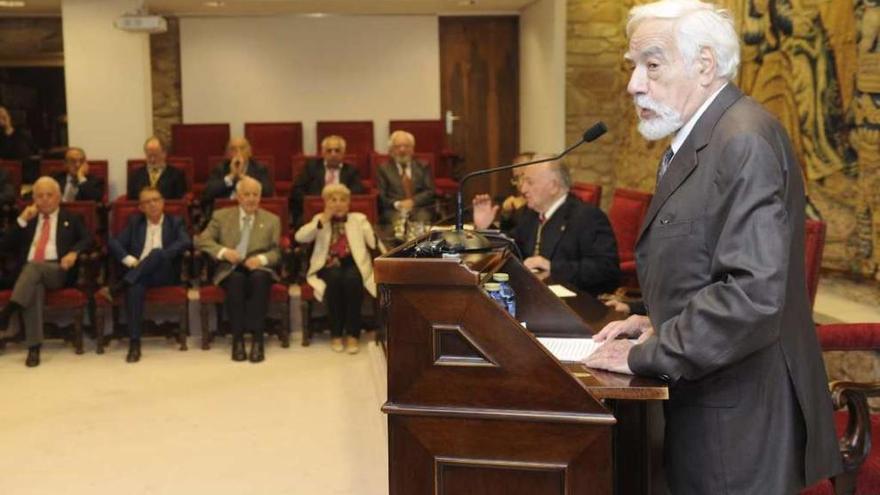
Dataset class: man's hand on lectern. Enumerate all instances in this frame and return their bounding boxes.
[583,339,635,375]
[592,314,651,342]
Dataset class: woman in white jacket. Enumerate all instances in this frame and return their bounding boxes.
[294,184,377,354]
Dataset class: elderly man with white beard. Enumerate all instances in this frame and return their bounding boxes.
[582,1,842,493]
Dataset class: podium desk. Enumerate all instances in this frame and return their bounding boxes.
[375,236,667,495]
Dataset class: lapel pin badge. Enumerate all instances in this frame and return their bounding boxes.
[64,221,69,227]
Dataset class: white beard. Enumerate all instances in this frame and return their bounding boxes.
[634,95,683,141]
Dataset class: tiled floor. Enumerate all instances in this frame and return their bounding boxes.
[0,274,876,495]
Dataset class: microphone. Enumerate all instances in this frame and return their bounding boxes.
[438,122,607,253]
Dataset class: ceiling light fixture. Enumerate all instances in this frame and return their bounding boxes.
[0,1,26,8]
[203,1,225,7]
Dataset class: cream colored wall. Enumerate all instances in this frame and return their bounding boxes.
[519,0,565,154]
[62,0,153,199]
[179,15,441,154]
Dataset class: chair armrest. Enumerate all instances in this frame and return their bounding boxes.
[818,323,880,351]
[830,380,880,473]
[181,249,193,285]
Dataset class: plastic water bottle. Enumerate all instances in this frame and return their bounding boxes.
[492,272,516,318]
[483,282,507,312]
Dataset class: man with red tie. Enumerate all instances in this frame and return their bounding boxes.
[290,134,364,226]
[376,130,436,224]
[0,176,93,367]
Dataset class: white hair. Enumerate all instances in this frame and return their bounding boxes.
[627,0,740,81]
[235,176,262,195]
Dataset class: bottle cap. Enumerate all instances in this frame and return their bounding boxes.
[492,272,509,282]
[483,282,501,291]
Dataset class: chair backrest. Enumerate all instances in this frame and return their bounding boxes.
[40,159,110,203]
[291,153,362,182]
[171,123,230,184]
[0,160,22,193]
[316,121,374,179]
[804,219,826,310]
[214,196,290,237]
[207,155,277,187]
[244,122,303,182]
[62,200,101,245]
[369,152,437,179]
[607,187,653,264]
[302,193,379,225]
[571,182,602,207]
[110,199,190,237]
[389,120,455,178]
[126,157,195,190]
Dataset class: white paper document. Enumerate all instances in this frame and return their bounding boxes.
[547,284,577,298]
[536,337,600,362]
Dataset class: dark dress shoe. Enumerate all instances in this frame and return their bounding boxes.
[25,345,40,367]
[126,340,141,363]
[249,339,264,363]
[231,337,247,362]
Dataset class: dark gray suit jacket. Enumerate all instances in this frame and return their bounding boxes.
[376,159,435,222]
[628,84,841,494]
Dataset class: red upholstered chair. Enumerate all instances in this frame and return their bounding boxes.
[196,197,291,350]
[389,119,460,192]
[124,157,195,201]
[93,199,192,354]
[291,153,367,191]
[244,122,303,194]
[316,121,374,181]
[297,193,380,346]
[171,123,230,187]
[805,219,827,310]
[571,182,602,207]
[40,159,110,204]
[800,323,880,495]
[608,187,653,288]
[0,201,99,355]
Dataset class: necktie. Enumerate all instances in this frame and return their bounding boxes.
[33,214,51,262]
[534,213,547,256]
[400,163,414,199]
[148,167,161,187]
[63,176,78,202]
[235,216,253,258]
[325,166,339,185]
[657,147,674,182]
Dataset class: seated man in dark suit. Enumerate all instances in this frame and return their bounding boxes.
[127,136,187,200]
[53,147,104,203]
[290,134,364,226]
[107,186,191,363]
[201,137,274,207]
[473,158,621,295]
[196,176,281,363]
[376,130,435,224]
[0,177,93,367]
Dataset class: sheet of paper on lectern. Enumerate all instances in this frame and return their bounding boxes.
[536,337,600,362]
[547,284,577,298]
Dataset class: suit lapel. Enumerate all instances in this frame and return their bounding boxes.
[540,197,574,259]
[636,84,744,245]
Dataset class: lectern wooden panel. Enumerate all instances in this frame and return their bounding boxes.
[377,240,617,495]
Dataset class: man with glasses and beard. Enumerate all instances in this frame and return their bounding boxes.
[376,130,436,224]
[584,1,841,493]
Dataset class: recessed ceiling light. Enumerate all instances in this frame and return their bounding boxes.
[302,12,329,18]
[203,1,225,7]
[0,1,27,8]
[457,0,476,5]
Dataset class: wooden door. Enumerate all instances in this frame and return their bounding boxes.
[440,16,519,202]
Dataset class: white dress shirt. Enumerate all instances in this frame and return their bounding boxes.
[122,215,164,267]
[540,193,568,223]
[670,83,729,155]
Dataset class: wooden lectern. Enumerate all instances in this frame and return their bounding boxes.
[375,236,668,495]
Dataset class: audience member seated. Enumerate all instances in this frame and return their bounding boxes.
[0,106,33,162]
[127,136,187,200]
[0,177,93,367]
[290,134,364,227]
[201,137,274,206]
[106,187,192,363]
[498,151,535,231]
[53,147,104,203]
[196,177,280,363]
[376,130,435,224]
[473,158,620,295]
[294,184,377,354]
